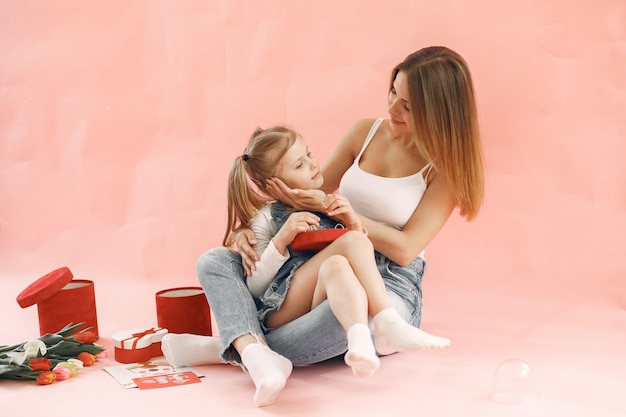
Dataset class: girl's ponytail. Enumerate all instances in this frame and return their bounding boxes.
[222,125,299,246]
[223,155,265,246]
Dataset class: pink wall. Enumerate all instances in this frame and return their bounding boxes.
[1,0,625,304]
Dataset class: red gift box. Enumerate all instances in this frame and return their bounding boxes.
[16,267,99,338]
[112,327,168,364]
[155,287,212,336]
[291,228,349,252]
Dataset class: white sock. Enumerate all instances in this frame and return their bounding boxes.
[240,343,293,407]
[344,323,380,378]
[161,333,224,367]
[373,308,451,355]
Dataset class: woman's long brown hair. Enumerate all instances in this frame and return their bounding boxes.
[392,46,485,220]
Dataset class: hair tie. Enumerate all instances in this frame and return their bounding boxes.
[242,154,249,161]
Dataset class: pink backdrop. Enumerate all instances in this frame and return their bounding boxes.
[1,1,625,288]
[1,1,625,415]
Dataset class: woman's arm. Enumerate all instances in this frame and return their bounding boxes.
[361,171,456,266]
[325,118,456,265]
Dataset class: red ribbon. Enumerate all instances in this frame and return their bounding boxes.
[119,327,161,350]
[115,328,164,364]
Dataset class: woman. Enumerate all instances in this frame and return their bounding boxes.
[162,46,484,407]
[230,126,451,378]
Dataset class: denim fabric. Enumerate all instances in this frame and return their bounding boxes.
[256,202,344,330]
[196,204,426,366]
[196,247,262,364]
[374,252,425,328]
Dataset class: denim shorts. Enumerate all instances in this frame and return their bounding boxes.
[256,252,312,332]
[375,252,425,327]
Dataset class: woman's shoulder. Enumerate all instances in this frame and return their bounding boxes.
[351,118,383,132]
[343,118,385,145]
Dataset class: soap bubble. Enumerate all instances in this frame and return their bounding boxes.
[490,358,539,404]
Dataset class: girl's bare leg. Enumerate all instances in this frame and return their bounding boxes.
[316,255,380,377]
[329,232,451,354]
[297,232,450,354]
[266,253,379,377]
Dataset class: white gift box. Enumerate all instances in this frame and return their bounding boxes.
[112,327,168,364]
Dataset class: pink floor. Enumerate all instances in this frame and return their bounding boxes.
[1,1,625,416]
[2,268,625,416]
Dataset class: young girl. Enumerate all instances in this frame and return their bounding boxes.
[226,125,450,381]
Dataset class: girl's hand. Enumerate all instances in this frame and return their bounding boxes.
[273,211,320,254]
[267,177,326,211]
[324,193,362,232]
[233,228,259,276]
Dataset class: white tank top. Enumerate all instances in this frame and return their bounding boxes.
[339,118,432,230]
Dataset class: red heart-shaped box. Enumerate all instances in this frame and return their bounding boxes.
[290,228,349,252]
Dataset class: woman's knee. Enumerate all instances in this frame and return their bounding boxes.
[196,247,243,283]
[197,247,236,269]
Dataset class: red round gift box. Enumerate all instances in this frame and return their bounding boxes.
[155,287,212,335]
[16,267,99,338]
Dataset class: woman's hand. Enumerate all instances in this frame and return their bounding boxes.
[324,193,362,232]
[233,228,259,276]
[272,211,320,254]
[267,177,326,211]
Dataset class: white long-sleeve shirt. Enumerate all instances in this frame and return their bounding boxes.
[246,204,290,298]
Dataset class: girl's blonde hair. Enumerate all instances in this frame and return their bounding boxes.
[223,126,298,246]
[392,46,484,220]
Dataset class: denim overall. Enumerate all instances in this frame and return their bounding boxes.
[256,201,343,331]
